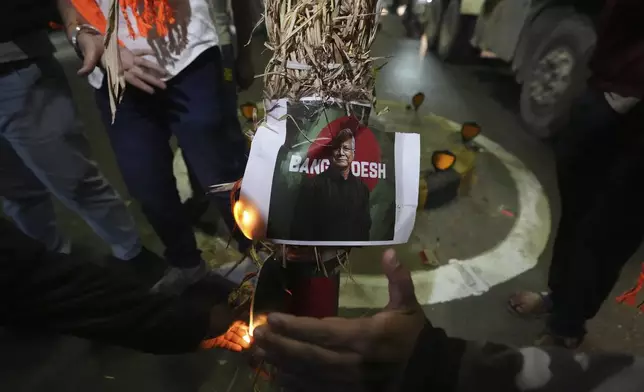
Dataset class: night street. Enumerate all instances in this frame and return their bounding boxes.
[1,12,643,392]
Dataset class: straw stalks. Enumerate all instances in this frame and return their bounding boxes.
[262,0,381,104]
[103,0,126,123]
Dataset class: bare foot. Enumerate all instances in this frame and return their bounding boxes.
[508,291,552,318]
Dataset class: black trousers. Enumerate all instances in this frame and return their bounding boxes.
[96,46,249,267]
[547,88,644,337]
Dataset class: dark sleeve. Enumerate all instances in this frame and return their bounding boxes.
[402,322,644,392]
[0,219,210,355]
[401,322,467,391]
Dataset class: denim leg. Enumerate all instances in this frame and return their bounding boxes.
[95,84,202,268]
[166,47,250,251]
[0,137,67,253]
[0,56,140,260]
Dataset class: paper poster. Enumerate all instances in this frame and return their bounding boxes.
[240,98,420,246]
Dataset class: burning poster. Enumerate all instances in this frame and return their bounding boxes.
[240,99,420,246]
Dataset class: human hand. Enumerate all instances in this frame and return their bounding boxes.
[253,249,426,391]
[235,48,255,91]
[201,320,252,352]
[114,47,168,94]
[76,31,105,76]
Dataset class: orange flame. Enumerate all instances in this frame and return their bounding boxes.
[232,197,265,240]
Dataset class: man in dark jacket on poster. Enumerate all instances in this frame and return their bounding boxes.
[290,128,372,242]
[509,0,644,348]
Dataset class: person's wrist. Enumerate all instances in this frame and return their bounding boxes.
[64,22,78,43]
[70,24,102,58]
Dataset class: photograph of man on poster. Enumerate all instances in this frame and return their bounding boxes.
[262,101,400,245]
[290,128,372,242]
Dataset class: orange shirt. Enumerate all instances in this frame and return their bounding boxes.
[71,0,174,38]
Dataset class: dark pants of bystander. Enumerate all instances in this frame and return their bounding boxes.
[548,87,644,338]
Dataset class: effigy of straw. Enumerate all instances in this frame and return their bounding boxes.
[252,0,381,264]
[227,1,384,387]
[262,0,381,104]
[247,0,379,316]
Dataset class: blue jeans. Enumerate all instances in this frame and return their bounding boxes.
[95,46,248,268]
[0,56,140,260]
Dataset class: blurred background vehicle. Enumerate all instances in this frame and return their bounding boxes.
[412,0,604,140]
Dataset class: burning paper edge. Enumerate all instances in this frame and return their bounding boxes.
[104,0,126,123]
[239,98,420,246]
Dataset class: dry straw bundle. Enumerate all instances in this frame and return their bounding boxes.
[262,0,381,104]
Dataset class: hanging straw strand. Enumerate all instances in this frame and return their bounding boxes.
[103,0,126,123]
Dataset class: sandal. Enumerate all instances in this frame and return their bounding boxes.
[508,291,553,318]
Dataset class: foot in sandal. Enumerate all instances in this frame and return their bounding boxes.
[508,291,553,318]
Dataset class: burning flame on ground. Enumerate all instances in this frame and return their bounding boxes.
[243,313,268,345]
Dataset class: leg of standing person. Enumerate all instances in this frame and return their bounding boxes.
[166,47,251,254]
[510,89,622,316]
[183,158,210,224]
[0,139,69,254]
[182,44,249,220]
[94,79,207,293]
[547,109,644,343]
[0,56,140,260]
[542,94,643,345]
[548,89,625,299]
[180,45,248,229]
[508,88,627,323]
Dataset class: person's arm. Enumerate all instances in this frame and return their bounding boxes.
[56,0,108,75]
[56,0,86,39]
[253,250,644,392]
[402,323,643,392]
[0,219,224,354]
